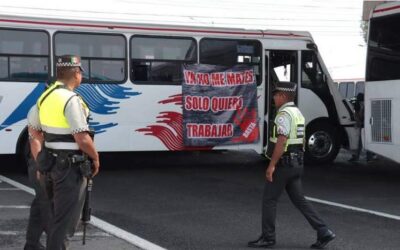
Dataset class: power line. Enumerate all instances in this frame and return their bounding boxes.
[118,0,361,10]
[0,2,362,17]
[0,5,363,23]
[0,9,363,35]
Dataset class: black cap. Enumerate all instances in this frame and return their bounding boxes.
[56,55,84,72]
[272,81,297,94]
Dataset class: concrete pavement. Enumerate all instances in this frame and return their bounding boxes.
[0,174,150,250]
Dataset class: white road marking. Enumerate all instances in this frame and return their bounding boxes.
[0,205,30,209]
[68,231,112,237]
[90,217,167,250]
[0,231,18,236]
[306,196,400,221]
[0,230,111,237]
[0,175,34,195]
[0,188,21,191]
[0,175,167,250]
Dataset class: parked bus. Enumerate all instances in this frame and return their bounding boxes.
[364,1,400,163]
[0,11,356,165]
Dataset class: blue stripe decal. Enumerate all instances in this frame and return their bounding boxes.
[76,84,141,133]
[76,84,141,115]
[1,82,141,134]
[88,120,117,134]
[0,83,46,131]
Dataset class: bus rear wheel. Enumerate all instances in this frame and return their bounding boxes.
[305,122,340,165]
[16,132,31,173]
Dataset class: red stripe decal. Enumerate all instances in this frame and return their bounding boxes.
[373,5,400,14]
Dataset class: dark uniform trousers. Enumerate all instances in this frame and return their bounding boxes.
[26,158,51,248]
[262,159,328,241]
[41,154,87,250]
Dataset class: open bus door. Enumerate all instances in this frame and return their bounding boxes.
[264,50,299,154]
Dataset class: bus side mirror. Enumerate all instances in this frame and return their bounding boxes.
[316,72,323,83]
[307,43,318,52]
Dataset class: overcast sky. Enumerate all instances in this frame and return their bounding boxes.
[1,0,366,80]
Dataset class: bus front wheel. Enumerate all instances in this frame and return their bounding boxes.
[305,122,341,165]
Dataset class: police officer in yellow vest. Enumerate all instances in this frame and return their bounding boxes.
[248,82,335,249]
[27,55,99,250]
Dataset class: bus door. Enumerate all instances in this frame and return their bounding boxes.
[263,50,298,150]
[263,51,270,148]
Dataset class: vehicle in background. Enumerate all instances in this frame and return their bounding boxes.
[0,10,356,166]
[364,1,400,163]
[336,79,365,100]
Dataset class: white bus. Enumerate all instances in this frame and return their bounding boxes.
[0,12,356,165]
[364,2,400,163]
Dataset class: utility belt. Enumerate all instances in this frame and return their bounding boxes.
[47,148,89,163]
[37,147,92,177]
[47,148,82,159]
[279,147,304,168]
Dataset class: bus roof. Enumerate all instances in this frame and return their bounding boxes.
[0,11,312,40]
[371,1,400,19]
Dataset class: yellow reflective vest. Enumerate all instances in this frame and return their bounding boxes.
[37,81,88,150]
[266,104,305,159]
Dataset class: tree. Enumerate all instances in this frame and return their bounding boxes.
[360,20,368,43]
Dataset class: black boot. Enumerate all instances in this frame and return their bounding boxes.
[248,235,276,248]
[311,229,336,249]
[24,243,45,250]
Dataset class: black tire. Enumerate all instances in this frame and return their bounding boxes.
[16,133,31,173]
[305,122,341,165]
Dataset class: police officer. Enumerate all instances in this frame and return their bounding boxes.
[24,127,50,250]
[349,93,376,162]
[248,82,335,249]
[27,55,99,250]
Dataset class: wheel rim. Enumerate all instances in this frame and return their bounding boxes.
[307,131,333,159]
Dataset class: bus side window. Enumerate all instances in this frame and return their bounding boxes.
[301,50,328,93]
[130,36,197,85]
[54,32,126,83]
[269,50,297,85]
[200,38,262,85]
[355,81,364,96]
[0,29,49,82]
[269,50,298,105]
[0,57,8,80]
[338,82,348,98]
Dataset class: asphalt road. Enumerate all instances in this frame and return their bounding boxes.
[2,150,400,250]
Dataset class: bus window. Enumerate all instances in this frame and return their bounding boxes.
[130,36,197,85]
[347,82,355,99]
[200,38,262,84]
[301,50,329,94]
[0,57,7,79]
[338,82,348,98]
[338,81,355,99]
[367,14,400,81]
[355,81,364,95]
[269,50,297,85]
[54,32,126,83]
[0,29,49,81]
